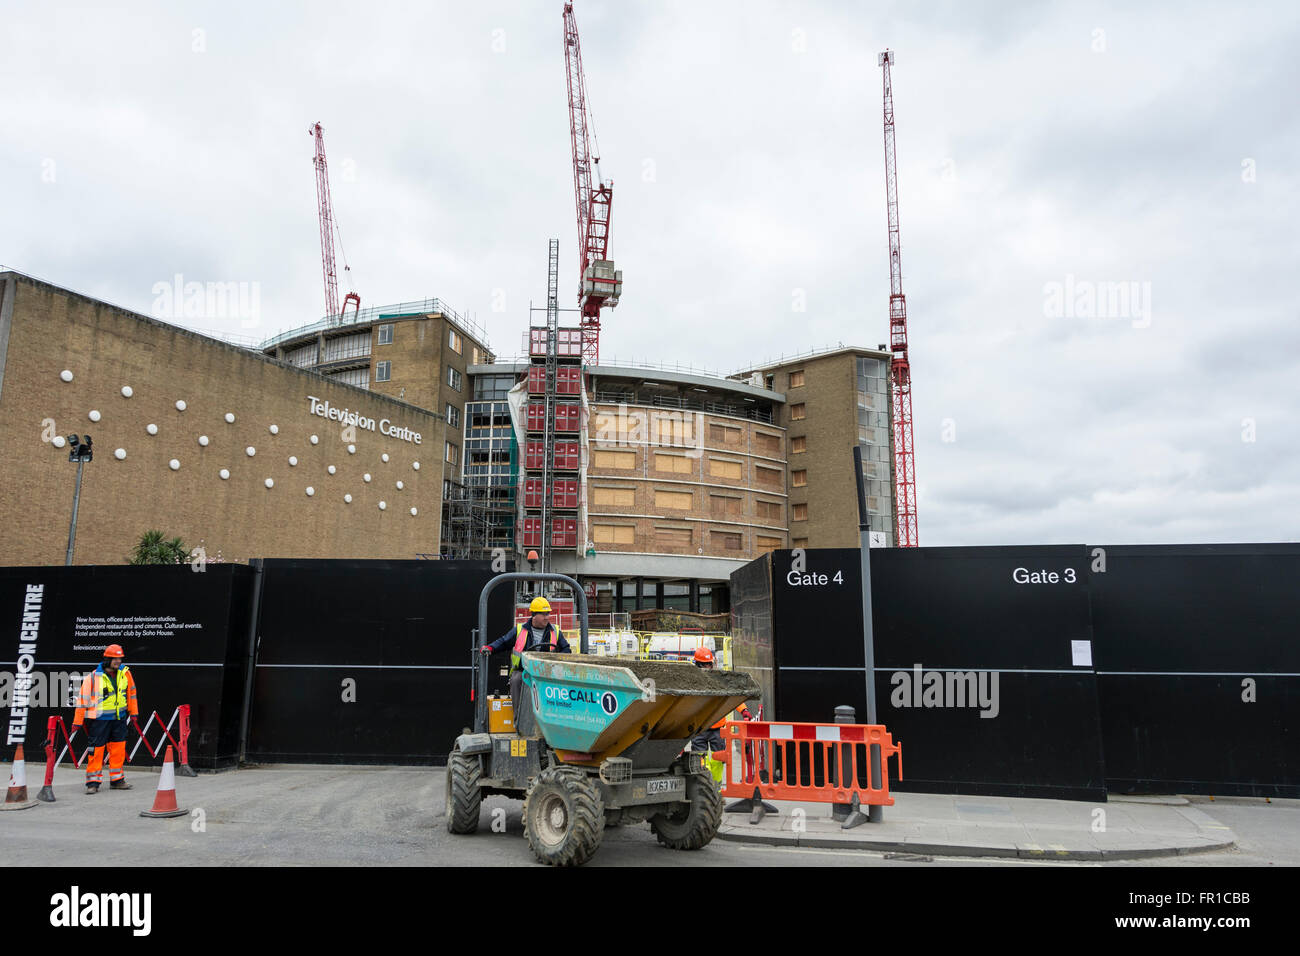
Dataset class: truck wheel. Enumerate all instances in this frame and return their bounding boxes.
[523,767,605,866]
[445,749,482,835]
[649,772,722,850]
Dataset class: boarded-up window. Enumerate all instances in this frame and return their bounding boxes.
[710,494,741,517]
[709,423,740,445]
[791,436,807,454]
[756,500,782,521]
[655,489,692,510]
[593,524,635,545]
[793,503,808,521]
[592,411,628,439]
[755,465,782,487]
[709,458,742,480]
[789,370,805,388]
[710,530,742,550]
[790,403,806,421]
[654,452,693,474]
[755,432,781,456]
[654,526,692,549]
[792,537,808,549]
[792,470,807,487]
[592,486,635,507]
[656,416,694,443]
[756,535,782,554]
[593,449,636,469]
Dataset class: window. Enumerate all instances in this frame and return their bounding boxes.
[708,458,742,480]
[655,489,693,510]
[375,361,392,382]
[378,324,393,345]
[654,526,692,549]
[448,329,462,354]
[792,469,807,487]
[756,500,782,521]
[756,535,783,555]
[755,465,783,488]
[593,524,635,545]
[789,369,805,388]
[710,494,741,517]
[656,416,694,443]
[655,452,693,474]
[592,486,635,506]
[755,432,781,456]
[793,537,808,550]
[791,436,807,454]
[790,403,806,421]
[446,404,460,429]
[445,442,458,465]
[594,449,636,469]
[709,423,740,445]
[793,503,808,521]
[710,530,742,551]
[447,367,462,391]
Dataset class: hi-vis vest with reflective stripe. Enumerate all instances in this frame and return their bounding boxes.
[511,622,563,671]
[78,667,136,720]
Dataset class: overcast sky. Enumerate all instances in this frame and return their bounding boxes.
[2,0,1296,547]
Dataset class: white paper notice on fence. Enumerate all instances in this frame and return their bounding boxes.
[1071,640,1093,667]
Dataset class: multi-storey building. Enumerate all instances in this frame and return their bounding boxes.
[732,346,897,548]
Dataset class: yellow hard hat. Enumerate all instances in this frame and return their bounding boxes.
[529,597,552,614]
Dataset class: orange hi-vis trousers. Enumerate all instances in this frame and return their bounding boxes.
[85,718,129,786]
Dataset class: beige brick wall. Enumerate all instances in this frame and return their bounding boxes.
[0,274,447,565]
[766,351,893,549]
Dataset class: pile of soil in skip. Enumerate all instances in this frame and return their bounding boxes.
[529,653,760,697]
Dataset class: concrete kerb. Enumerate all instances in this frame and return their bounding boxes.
[713,793,1239,862]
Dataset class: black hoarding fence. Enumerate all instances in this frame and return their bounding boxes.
[731,544,1298,800]
[2,559,517,772]
[1,565,252,770]
[1089,543,1300,798]
[244,558,515,765]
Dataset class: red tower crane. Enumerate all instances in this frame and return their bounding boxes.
[879,50,918,547]
[563,2,622,365]
[308,122,361,323]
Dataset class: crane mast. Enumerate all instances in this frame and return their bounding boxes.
[563,2,622,365]
[879,50,919,547]
[309,122,360,323]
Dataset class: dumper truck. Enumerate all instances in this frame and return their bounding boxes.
[446,572,760,865]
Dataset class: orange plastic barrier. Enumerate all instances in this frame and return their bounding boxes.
[717,720,902,806]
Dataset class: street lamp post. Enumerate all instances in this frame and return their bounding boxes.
[65,434,93,566]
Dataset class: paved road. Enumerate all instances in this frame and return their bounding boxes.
[3,764,1296,867]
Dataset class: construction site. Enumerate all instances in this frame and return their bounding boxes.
[0,1,1296,924]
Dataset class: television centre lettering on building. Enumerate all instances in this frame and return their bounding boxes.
[307,396,422,444]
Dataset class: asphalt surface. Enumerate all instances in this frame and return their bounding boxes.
[2,763,1296,867]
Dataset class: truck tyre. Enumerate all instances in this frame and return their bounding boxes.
[445,748,482,835]
[649,772,722,851]
[523,767,605,866]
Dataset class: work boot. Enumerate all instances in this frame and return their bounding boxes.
[85,784,100,795]
[109,778,133,790]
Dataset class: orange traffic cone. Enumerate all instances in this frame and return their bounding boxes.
[139,746,188,818]
[2,746,39,811]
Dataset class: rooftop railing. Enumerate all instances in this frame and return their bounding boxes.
[259,298,489,352]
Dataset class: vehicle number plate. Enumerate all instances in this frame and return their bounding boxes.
[646,777,684,795]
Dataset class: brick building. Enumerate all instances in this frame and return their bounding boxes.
[0,273,447,565]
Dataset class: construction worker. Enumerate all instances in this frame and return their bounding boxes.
[689,646,752,785]
[71,644,138,794]
[480,596,571,718]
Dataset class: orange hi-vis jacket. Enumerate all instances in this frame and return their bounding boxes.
[74,666,138,723]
